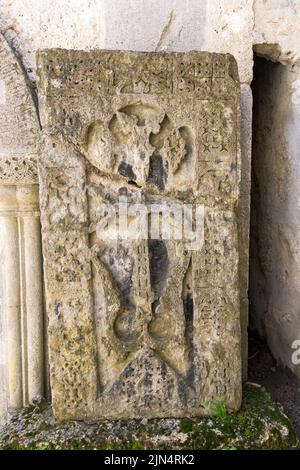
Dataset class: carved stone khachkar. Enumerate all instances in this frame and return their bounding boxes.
[0,33,44,421]
[37,50,242,420]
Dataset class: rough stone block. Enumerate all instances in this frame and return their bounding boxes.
[37,50,242,420]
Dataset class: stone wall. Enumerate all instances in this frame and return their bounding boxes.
[251,1,300,378]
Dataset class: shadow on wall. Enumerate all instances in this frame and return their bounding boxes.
[249,48,300,379]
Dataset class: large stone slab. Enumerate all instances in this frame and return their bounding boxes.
[37,50,242,420]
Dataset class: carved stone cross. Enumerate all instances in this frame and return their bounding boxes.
[37,50,242,420]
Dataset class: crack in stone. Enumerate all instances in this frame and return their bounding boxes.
[155,9,176,52]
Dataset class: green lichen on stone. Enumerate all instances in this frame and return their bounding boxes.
[0,384,298,450]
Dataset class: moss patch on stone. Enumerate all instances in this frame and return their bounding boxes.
[0,384,298,450]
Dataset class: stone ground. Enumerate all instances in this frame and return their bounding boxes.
[0,383,297,450]
[248,333,300,442]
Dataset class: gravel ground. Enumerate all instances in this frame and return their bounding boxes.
[248,333,300,441]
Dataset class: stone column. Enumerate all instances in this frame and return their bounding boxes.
[0,186,22,409]
[0,184,44,411]
[17,185,44,404]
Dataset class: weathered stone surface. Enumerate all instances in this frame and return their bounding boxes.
[37,50,242,420]
[238,84,252,380]
[0,33,39,183]
[0,384,297,450]
[0,1,254,84]
[254,0,300,66]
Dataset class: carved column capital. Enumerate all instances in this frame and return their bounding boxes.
[16,184,40,214]
[0,185,18,212]
[0,183,39,215]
